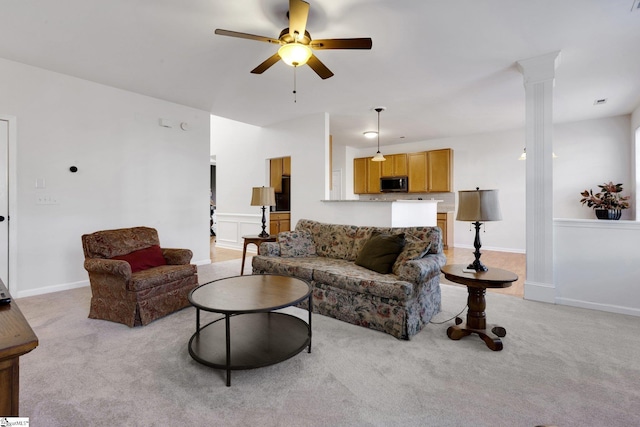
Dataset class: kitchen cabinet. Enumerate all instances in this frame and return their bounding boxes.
[270,158,283,193]
[407,152,428,193]
[355,149,452,194]
[354,157,381,194]
[428,149,452,192]
[408,149,452,193]
[270,156,291,193]
[367,160,381,194]
[437,212,454,249]
[283,156,291,176]
[354,157,368,194]
[381,153,408,177]
[269,212,290,235]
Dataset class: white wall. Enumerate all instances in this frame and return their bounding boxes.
[554,219,640,316]
[553,116,633,220]
[0,58,211,297]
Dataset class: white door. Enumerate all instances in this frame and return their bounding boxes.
[0,119,8,284]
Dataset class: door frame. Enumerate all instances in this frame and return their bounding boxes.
[1,115,18,291]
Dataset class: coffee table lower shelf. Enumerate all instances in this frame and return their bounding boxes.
[188,312,311,384]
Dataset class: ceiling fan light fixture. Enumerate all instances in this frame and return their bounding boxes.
[278,43,312,66]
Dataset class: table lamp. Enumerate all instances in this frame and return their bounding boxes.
[251,186,276,238]
[456,188,502,272]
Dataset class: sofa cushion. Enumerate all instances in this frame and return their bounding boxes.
[251,255,317,281]
[312,261,414,302]
[112,245,166,273]
[297,220,358,260]
[129,264,197,291]
[392,233,432,275]
[355,232,405,274]
[279,230,317,258]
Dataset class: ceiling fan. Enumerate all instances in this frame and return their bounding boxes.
[214,0,373,79]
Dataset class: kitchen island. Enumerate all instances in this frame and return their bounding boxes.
[320,199,442,227]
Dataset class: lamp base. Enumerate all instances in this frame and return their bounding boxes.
[468,221,488,272]
[466,260,488,272]
[259,205,269,238]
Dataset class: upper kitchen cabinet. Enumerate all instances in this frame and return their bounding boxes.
[407,152,428,193]
[354,157,382,194]
[282,156,291,176]
[270,156,291,193]
[408,149,453,193]
[427,149,452,192]
[381,153,408,177]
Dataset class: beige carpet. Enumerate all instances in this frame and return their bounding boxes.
[15,259,640,426]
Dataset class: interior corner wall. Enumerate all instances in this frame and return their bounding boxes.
[0,58,211,297]
[212,112,331,250]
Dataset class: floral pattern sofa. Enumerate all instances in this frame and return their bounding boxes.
[252,219,446,340]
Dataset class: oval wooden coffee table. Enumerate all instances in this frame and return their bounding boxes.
[441,264,517,351]
[188,274,312,386]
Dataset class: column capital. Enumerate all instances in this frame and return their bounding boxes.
[517,51,561,84]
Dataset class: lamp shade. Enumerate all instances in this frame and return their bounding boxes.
[456,189,502,222]
[250,187,276,207]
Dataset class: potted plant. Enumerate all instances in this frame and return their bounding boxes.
[580,181,631,220]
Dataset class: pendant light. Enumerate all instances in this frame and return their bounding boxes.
[371,107,386,162]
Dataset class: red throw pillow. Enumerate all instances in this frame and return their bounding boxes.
[111,245,166,273]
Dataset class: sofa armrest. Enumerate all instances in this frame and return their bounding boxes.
[259,242,281,257]
[162,248,193,265]
[394,253,446,285]
[84,258,132,280]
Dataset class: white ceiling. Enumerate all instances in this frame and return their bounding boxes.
[1,0,639,149]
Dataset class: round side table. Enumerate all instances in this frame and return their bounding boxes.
[441,264,518,351]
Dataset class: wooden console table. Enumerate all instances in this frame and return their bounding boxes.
[0,279,38,416]
[240,235,277,275]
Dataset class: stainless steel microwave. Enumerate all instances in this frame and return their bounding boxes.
[380,176,408,193]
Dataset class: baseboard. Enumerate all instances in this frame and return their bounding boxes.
[556,297,640,317]
[17,279,89,299]
[524,281,556,304]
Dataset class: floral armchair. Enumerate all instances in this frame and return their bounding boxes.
[81,226,198,327]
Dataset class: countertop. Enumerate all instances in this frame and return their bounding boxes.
[321,199,454,213]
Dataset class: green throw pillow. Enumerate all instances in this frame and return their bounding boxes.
[355,232,405,274]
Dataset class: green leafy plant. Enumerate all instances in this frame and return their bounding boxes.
[580,181,631,210]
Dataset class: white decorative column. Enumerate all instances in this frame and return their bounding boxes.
[516,51,560,303]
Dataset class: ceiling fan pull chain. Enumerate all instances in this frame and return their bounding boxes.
[293,65,298,103]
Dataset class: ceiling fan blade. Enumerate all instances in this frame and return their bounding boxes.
[306,54,334,79]
[214,29,280,45]
[288,0,310,40]
[250,53,282,74]
[310,38,373,50]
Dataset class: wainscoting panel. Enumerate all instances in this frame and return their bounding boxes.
[215,213,263,251]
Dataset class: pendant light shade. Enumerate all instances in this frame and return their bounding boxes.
[371,107,386,162]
